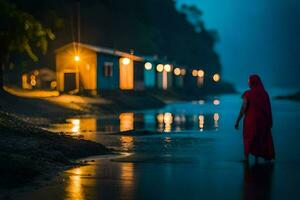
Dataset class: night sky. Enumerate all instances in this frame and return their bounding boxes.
[177,0,300,89]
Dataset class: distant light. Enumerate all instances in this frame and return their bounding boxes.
[72,119,80,126]
[30,79,36,86]
[192,70,198,77]
[156,64,164,72]
[213,99,220,105]
[164,64,171,72]
[198,115,204,130]
[198,70,204,77]
[122,58,131,65]
[180,69,186,76]
[74,55,80,62]
[33,70,39,76]
[213,73,220,82]
[214,113,219,121]
[174,68,181,76]
[198,100,205,105]
[164,112,173,124]
[30,75,35,80]
[50,81,57,89]
[144,62,152,70]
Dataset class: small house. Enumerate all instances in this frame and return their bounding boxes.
[55,42,144,94]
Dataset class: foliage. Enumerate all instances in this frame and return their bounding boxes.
[0,0,55,62]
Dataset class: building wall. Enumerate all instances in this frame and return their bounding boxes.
[56,45,97,92]
[144,67,155,88]
[96,54,119,90]
[134,61,145,90]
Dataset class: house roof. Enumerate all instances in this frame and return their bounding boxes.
[55,42,144,61]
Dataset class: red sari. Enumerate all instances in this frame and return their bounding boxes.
[242,75,275,160]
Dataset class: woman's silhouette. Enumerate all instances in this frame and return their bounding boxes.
[235,75,275,163]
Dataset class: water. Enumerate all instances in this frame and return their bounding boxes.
[14,93,300,200]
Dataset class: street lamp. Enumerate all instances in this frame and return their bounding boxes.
[74,55,80,62]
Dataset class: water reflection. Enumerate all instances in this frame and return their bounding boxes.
[51,111,221,135]
[66,168,84,200]
[243,163,274,200]
[120,136,134,151]
[67,118,97,135]
[213,113,219,129]
[120,163,134,199]
[119,112,134,132]
[198,115,204,131]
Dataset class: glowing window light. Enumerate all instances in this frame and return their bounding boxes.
[50,81,57,89]
[30,79,36,86]
[213,99,220,105]
[164,64,171,72]
[180,69,186,76]
[213,73,220,82]
[198,70,204,77]
[192,70,198,77]
[122,58,131,65]
[144,62,152,70]
[74,55,80,62]
[156,64,164,72]
[120,58,134,90]
[174,68,181,76]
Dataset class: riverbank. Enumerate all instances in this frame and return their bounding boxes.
[0,111,111,191]
[275,91,300,102]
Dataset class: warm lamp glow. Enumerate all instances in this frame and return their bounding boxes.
[213,99,220,105]
[156,64,164,72]
[192,70,198,77]
[180,69,186,76]
[174,68,181,76]
[74,55,80,62]
[30,79,36,86]
[164,64,171,72]
[122,58,131,65]
[213,73,220,82]
[120,58,134,90]
[198,70,204,77]
[144,62,152,70]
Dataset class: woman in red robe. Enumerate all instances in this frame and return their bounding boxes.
[235,75,275,162]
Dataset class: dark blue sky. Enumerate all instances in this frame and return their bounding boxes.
[177,0,300,89]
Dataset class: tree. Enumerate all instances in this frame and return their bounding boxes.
[0,0,55,90]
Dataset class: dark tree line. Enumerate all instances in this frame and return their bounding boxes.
[1,0,221,88]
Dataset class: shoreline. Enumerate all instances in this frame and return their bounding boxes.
[0,111,112,192]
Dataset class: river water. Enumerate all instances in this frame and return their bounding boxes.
[14,91,300,200]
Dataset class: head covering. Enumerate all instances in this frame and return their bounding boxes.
[249,74,265,90]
